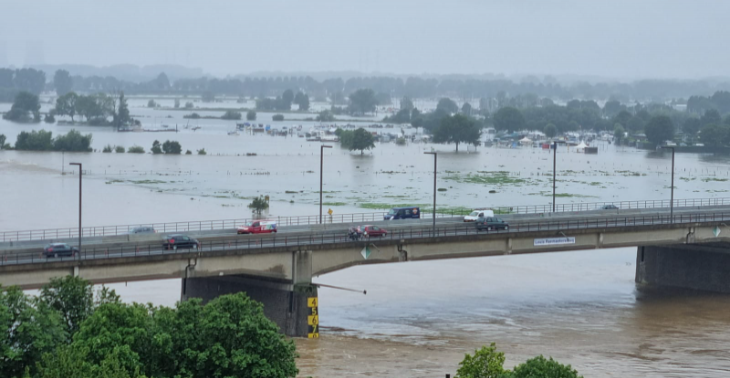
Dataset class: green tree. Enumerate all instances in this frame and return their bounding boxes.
[348,88,378,115]
[3,91,41,122]
[13,68,46,94]
[0,286,65,378]
[147,99,157,108]
[316,109,335,122]
[511,355,582,378]
[348,127,375,154]
[53,69,73,96]
[456,343,506,378]
[0,134,6,149]
[294,91,310,111]
[115,146,125,153]
[248,196,269,214]
[151,140,162,154]
[197,148,207,155]
[699,124,730,147]
[461,102,473,116]
[15,130,54,151]
[613,123,626,144]
[433,114,481,152]
[174,98,180,109]
[247,110,257,121]
[282,89,294,109]
[544,123,557,138]
[127,146,145,153]
[272,114,284,121]
[162,140,182,154]
[493,107,525,133]
[55,92,79,122]
[201,91,215,102]
[701,109,722,126]
[221,110,242,120]
[115,92,131,129]
[400,96,414,111]
[38,276,94,338]
[53,130,93,152]
[644,115,675,146]
[44,111,56,123]
[436,98,459,114]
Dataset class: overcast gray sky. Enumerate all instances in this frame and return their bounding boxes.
[1,0,726,79]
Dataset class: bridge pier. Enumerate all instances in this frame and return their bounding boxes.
[636,243,730,293]
[181,250,317,338]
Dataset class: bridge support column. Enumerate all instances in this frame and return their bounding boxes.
[181,250,316,337]
[636,244,730,293]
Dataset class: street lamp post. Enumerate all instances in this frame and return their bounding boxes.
[424,152,437,232]
[319,145,332,224]
[552,141,557,213]
[69,162,82,258]
[661,146,675,223]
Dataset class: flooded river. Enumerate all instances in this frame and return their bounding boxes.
[3,99,730,376]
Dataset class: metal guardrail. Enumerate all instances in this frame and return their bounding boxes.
[2,196,730,243]
[2,210,729,266]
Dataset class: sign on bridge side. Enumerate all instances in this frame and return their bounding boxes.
[533,237,576,246]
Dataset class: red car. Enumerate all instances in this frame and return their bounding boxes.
[237,221,277,234]
[358,225,387,237]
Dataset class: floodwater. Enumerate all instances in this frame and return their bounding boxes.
[3,97,730,377]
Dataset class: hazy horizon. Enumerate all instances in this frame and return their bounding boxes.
[1,0,728,80]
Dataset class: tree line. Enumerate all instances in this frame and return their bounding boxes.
[0,276,297,378]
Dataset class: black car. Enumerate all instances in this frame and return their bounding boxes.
[43,243,79,258]
[163,234,199,250]
[600,204,619,210]
[475,217,509,231]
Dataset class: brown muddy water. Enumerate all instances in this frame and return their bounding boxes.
[4,100,730,376]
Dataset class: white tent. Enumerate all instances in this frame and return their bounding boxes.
[575,141,587,152]
[519,137,532,145]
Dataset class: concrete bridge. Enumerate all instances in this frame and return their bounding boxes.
[1,208,730,337]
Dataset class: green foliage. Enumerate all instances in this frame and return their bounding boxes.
[644,115,675,146]
[127,145,145,154]
[115,92,131,128]
[162,140,182,154]
[348,88,378,115]
[38,276,95,339]
[147,99,156,108]
[73,93,115,125]
[103,145,113,153]
[185,150,192,155]
[44,112,56,123]
[53,130,93,152]
[396,136,406,145]
[272,114,284,121]
[350,127,375,154]
[383,108,412,124]
[699,123,730,147]
[221,110,242,120]
[174,98,180,109]
[184,102,194,109]
[3,91,41,123]
[201,91,215,102]
[248,196,269,214]
[544,123,557,138]
[510,355,581,378]
[294,91,310,111]
[456,343,506,378]
[197,148,207,155]
[53,69,73,96]
[613,123,625,144]
[400,96,414,111]
[0,134,6,149]
[247,110,257,121]
[437,98,459,114]
[0,286,65,378]
[493,107,525,132]
[15,130,54,151]
[316,109,335,122]
[151,140,162,154]
[433,114,481,152]
[115,146,125,153]
[55,92,78,122]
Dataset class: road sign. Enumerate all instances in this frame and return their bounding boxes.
[361,246,371,260]
[328,208,333,215]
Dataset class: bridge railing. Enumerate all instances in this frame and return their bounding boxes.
[2,210,730,267]
[3,196,730,243]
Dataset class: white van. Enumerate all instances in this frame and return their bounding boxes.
[463,209,495,222]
